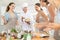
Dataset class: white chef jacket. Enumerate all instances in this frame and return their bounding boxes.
[20,11,35,31]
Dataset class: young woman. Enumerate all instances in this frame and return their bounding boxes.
[35,3,48,23]
[34,3,49,31]
[3,2,18,30]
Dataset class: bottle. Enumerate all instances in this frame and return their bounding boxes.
[26,31,31,40]
[26,33,31,40]
[23,31,28,40]
[6,35,10,40]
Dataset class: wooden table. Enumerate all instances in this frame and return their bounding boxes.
[32,37,48,40]
[32,32,49,40]
[32,37,55,40]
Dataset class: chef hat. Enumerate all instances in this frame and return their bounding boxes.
[22,3,28,8]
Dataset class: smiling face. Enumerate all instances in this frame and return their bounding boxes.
[23,7,28,13]
[35,3,41,11]
[35,5,40,11]
[9,4,15,11]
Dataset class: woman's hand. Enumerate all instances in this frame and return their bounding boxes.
[1,16,7,25]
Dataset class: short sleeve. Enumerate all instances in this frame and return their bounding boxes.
[4,13,9,21]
